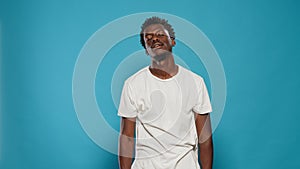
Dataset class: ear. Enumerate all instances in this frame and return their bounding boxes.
[171,39,176,47]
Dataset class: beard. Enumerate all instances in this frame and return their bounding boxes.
[151,48,172,62]
[153,53,167,62]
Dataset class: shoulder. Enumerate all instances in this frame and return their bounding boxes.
[124,66,149,86]
[179,65,204,82]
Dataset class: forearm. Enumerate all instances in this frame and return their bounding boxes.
[119,135,135,169]
[199,136,213,169]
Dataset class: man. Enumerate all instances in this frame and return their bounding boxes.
[118,16,213,169]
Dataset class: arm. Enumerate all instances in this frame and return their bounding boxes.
[118,117,136,169]
[195,113,213,169]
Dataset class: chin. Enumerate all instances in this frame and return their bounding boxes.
[152,53,167,62]
[149,48,172,61]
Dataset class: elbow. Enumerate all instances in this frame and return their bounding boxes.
[199,135,213,146]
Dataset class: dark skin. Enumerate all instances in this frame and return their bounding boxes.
[195,113,214,169]
[119,117,136,169]
[119,24,213,169]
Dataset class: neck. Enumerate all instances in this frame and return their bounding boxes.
[150,54,178,77]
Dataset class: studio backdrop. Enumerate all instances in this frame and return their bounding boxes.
[0,0,299,169]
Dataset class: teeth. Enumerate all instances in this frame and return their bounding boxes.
[153,44,161,48]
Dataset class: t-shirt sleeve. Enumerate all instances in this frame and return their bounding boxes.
[118,80,138,117]
[192,77,213,114]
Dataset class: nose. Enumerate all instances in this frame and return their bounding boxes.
[151,35,160,43]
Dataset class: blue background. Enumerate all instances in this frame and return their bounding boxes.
[1,0,300,169]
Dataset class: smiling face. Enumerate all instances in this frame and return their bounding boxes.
[143,24,175,60]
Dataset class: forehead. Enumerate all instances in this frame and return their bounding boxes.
[143,24,168,34]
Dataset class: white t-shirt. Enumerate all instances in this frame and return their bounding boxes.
[118,65,212,169]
